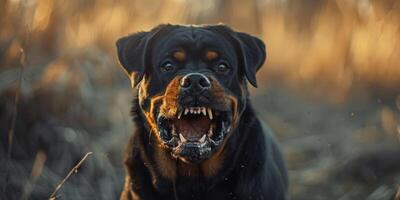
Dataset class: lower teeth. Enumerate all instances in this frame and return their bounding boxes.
[207,124,213,137]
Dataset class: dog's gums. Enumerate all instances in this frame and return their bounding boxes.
[157,106,232,163]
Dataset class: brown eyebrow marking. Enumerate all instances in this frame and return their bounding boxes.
[173,50,186,61]
[206,50,219,60]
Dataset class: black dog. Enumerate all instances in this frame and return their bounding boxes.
[116,24,288,200]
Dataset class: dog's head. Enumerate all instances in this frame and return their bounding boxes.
[116,24,265,163]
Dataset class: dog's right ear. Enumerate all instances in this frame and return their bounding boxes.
[116,25,169,87]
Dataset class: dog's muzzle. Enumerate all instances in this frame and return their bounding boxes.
[155,73,234,163]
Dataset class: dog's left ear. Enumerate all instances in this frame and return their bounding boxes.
[116,25,170,87]
[207,25,266,87]
[234,32,266,88]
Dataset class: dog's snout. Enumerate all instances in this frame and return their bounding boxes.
[180,73,211,92]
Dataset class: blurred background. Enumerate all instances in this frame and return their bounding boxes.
[1,0,400,199]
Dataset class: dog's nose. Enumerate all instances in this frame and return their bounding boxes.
[180,73,211,92]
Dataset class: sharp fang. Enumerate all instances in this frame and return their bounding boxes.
[178,110,183,119]
[202,107,206,116]
[207,108,213,120]
[199,134,206,143]
[184,108,189,115]
[207,125,213,137]
[179,134,187,142]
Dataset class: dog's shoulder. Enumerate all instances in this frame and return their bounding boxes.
[231,105,288,199]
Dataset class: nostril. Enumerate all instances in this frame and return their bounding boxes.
[199,77,211,88]
[180,77,191,88]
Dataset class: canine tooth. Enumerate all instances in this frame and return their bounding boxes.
[184,108,189,115]
[207,108,213,120]
[199,134,206,143]
[202,107,206,116]
[178,110,183,119]
[207,125,213,137]
[190,108,194,114]
[179,134,187,142]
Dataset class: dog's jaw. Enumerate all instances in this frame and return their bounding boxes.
[142,76,238,164]
[157,106,233,163]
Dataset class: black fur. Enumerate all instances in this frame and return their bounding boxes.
[116,24,288,200]
[122,96,288,200]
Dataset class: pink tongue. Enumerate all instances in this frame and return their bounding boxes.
[175,116,210,141]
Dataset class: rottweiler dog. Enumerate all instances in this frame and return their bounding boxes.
[116,24,288,200]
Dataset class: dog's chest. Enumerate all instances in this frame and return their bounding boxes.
[153,173,238,200]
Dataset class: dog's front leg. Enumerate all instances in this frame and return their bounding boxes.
[120,175,158,200]
[120,140,159,200]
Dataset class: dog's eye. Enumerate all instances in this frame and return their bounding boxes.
[216,63,229,74]
[161,62,175,72]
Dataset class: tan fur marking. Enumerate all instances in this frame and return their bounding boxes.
[178,161,200,177]
[173,50,186,62]
[201,150,224,177]
[160,77,182,118]
[144,95,164,134]
[154,147,177,180]
[206,50,219,60]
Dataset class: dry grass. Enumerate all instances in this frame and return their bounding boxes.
[1,0,399,199]
[49,152,92,200]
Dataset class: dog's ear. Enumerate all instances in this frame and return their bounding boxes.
[234,32,266,88]
[206,25,266,87]
[116,25,170,87]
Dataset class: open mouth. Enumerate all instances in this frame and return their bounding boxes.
[157,106,232,163]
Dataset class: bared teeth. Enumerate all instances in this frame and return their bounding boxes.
[202,107,206,116]
[207,108,213,120]
[199,134,206,143]
[178,110,183,119]
[207,124,213,137]
[179,134,187,142]
[181,107,212,117]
